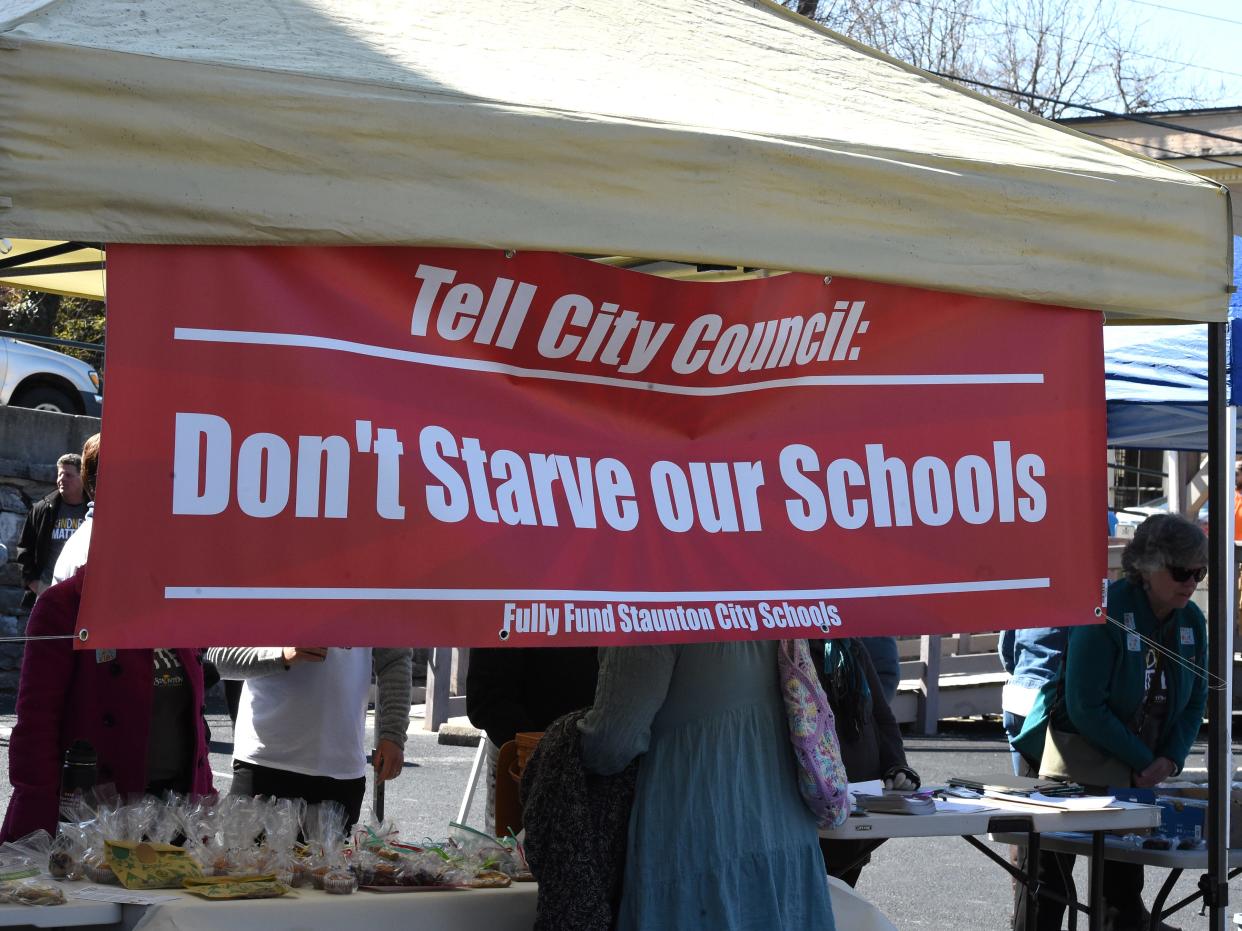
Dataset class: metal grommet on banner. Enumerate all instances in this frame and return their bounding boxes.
[823,276,832,285]
[78,628,89,642]
[1093,607,1103,617]
[504,250,516,259]
[498,628,510,641]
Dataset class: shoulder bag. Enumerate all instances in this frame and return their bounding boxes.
[778,638,850,829]
[1038,688,1134,788]
[1039,725,1132,788]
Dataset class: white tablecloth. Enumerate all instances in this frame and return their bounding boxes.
[122,884,537,931]
[0,894,120,928]
[114,879,892,931]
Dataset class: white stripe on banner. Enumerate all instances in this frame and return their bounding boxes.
[166,578,1050,601]
[173,328,1044,397]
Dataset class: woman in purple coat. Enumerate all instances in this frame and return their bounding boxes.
[1,567,214,840]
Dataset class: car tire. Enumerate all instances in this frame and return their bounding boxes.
[11,384,80,414]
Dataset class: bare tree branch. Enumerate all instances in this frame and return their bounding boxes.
[785,0,1204,116]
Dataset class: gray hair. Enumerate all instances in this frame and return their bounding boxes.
[1121,513,1208,586]
[56,453,82,472]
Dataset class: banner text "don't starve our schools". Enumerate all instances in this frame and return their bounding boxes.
[79,246,1105,649]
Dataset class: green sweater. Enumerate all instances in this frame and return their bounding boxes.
[1013,577,1207,775]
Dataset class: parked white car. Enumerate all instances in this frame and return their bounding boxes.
[0,336,102,415]
[1112,496,1209,538]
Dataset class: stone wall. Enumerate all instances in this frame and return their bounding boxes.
[0,406,102,709]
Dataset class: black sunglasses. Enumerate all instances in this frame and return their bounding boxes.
[1167,565,1207,583]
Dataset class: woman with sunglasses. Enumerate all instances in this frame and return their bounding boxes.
[1013,512,1208,931]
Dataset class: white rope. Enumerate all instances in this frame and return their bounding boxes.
[1103,613,1228,691]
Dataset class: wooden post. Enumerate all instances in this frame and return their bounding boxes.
[1187,455,1211,516]
[1165,451,1203,518]
[917,634,941,736]
[424,647,452,732]
[451,647,470,696]
[1164,450,1183,515]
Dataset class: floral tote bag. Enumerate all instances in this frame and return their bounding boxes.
[778,638,851,829]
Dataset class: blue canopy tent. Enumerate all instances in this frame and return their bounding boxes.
[1106,324,1221,451]
[1104,236,1242,451]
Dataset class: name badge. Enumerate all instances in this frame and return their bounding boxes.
[1123,613,1136,629]
[1126,633,1142,652]
[1180,627,1195,645]
[95,649,117,664]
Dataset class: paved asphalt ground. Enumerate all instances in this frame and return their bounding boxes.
[1,711,1239,929]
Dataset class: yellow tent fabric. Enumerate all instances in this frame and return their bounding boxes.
[0,0,1231,320]
[0,239,104,299]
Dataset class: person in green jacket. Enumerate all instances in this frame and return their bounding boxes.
[1012,513,1208,931]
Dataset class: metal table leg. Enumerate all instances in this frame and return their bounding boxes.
[1148,869,1182,931]
[1065,857,1080,931]
[1026,830,1041,931]
[1088,830,1105,931]
[963,830,1090,928]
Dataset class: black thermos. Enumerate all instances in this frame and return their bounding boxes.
[60,739,97,801]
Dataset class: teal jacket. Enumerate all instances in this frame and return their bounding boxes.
[1013,577,1207,775]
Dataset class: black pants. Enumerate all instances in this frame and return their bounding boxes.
[1013,842,1078,931]
[1016,849,1145,930]
[1102,861,1146,925]
[1011,765,1147,931]
[224,680,243,724]
[819,837,884,887]
[145,776,189,796]
[231,760,366,828]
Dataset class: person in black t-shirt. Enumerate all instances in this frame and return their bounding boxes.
[467,647,598,834]
[15,453,87,607]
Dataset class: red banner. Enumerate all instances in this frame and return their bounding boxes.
[79,246,1105,648]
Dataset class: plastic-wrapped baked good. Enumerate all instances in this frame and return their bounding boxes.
[302,801,349,890]
[469,869,512,889]
[350,850,377,886]
[0,829,53,882]
[48,824,87,881]
[78,798,121,884]
[260,798,303,878]
[47,849,73,879]
[0,879,67,906]
[394,851,445,886]
[322,868,356,895]
[183,880,290,900]
[288,861,307,888]
[370,861,400,886]
[82,854,118,885]
[209,851,232,878]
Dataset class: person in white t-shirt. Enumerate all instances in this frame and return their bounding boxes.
[52,434,99,584]
[205,646,411,827]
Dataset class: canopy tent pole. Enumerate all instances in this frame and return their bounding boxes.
[1205,320,1233,931]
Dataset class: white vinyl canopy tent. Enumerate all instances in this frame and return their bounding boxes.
[0,0,1234,320]
[0,0,1237,927]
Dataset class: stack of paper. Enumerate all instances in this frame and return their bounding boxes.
[949,775,1080,796]
[984,791,1117,810]
[855,794,936,816]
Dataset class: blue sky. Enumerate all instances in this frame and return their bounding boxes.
[1116,0,1242,106]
